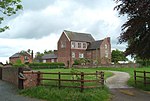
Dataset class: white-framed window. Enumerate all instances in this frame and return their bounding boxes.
[105,50,108,58]
[61,41,66,48]
[79,53,84,58]
[43,60,46,63]
[24,56,28,60]
[71,42,75,48]
[72,52,75,58]
[105,44,107,49]
[51,59,54,62]
[78,43,81,48]
[83,43,86,48]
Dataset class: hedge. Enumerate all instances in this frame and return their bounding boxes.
[137,60,150,66]
[28,62,65,69]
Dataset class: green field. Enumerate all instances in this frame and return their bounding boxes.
[20,67,150,101]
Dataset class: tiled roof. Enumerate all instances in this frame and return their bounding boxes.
[10,53,20,58]
[42,54,57,59]
[10,52,30,58]
[64,30,95,42]
[87,40,103,50]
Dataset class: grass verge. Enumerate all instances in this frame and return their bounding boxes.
[20,86,110,101]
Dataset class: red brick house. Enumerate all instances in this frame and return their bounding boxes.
[9,51,33,64]
[57,30,111,67]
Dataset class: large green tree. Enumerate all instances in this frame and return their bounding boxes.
[111,49,128,64]
[114,0,150,59]
[0,0,22,32]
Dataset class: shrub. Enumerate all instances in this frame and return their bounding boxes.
[73,58,91,65]
[28,62,65,69]
[137,60,150,66]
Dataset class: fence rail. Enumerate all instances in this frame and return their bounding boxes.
[134,70,150,86]
[23,71,104,92]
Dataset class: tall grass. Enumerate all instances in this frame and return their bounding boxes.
[20,86,110,101]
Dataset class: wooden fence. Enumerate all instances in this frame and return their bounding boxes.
[134,70,150,86]
[24,71,104,92]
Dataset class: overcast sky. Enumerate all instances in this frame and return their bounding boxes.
[0,0,128,63]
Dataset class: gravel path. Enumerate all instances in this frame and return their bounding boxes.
[0,80,44,101]
[105,71,150,101]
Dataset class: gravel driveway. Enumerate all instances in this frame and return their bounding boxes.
[0,80,43,101]
[105,71,150,101]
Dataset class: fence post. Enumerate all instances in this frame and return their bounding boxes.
[18,67,24,89]
[144,71,146,86]
[96,71,98,80]
[37,71,41,86]
[134,70,136,85]
[101,71,104,86]
[58,72,61,89]
[80,72,84,92]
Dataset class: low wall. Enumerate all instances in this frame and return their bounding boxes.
[73,63,140,68]
[2,67,19,86]
[23,71,39,89]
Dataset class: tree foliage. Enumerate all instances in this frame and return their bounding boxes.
[0,0,22,32]
[114,0,150,59]
[34,50,54,62]
[111,49,128,64]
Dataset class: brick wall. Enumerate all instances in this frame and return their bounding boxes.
[58,32,71,67]
[99,37,111,64]
[2,67,19,86]
[23,71,40,89]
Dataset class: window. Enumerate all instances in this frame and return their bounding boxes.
[105,50,108,58]
[72,52,75,58]
[61,41,66,48]
[24,56,28,60]
[51,59,54,62]
[43,60,46,63]
[79,53,84,58]
[83,43,86,48]
[105,44,107,49]
[78,43,81,48]
[71,42,75,48]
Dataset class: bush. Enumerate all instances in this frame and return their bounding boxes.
[28,62,65,69]
[73,58,91,65]
[137,60,150,66]
[12,64,26,68]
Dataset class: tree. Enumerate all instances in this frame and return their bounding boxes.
[44,50,53,54]
[114,0,150,60]
[0,0,22,32]
[34,52,44,62]
[111,49,128,64]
